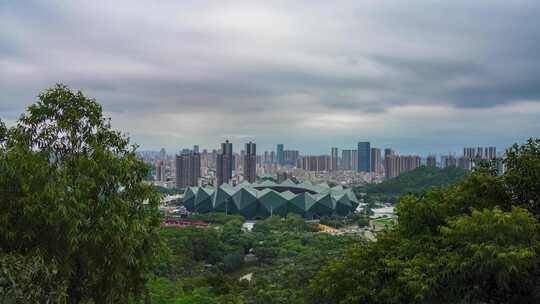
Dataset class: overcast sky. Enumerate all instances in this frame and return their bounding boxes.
[1,1,540,155]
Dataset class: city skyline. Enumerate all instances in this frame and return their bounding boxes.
[2,1,540,154]
[158,141,505,159]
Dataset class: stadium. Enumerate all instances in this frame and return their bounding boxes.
[182,179,359,219]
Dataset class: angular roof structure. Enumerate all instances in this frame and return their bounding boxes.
[182,180,358,219]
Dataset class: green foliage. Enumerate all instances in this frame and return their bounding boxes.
[0,253,67,303]
[253,214,318,233]
[149,211,357,303]
[312,139,540,303]
[320,213,368,229]
[359,165,469,196]
[0,85,162,303]
[154,186,184,195]
[173,288,218,304]
[504,138,540,216]
[146,276,183,304]
[246,232,357,303]
[435,207,539,303]
[186,212,245,225]
[0,119,6,144]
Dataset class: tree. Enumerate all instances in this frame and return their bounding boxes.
[0,85,162,303]
[435,207,539,303]
[0,253,67,303]
[504,138,540,216]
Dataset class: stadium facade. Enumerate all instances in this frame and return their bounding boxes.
[182,179,359,219]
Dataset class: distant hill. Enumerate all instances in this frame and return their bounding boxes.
[363,166,469,196]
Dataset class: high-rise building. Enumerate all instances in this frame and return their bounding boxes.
[370,148,381,173]
[441,154,457,168]
[159,148,167,159]
[476,147,484,159]
[464,146,497,161]
[463,147,476,159]
[341,149,353,170]
[155,160,165,181]
[352,150,358,171]
[384,154,421,179]
[458,156,473,170]
[487,147,497,159]
[210,149,217,169]
[357,142,371,172]
[193,145,199,154]
[244,142,257,182]
[277,144,284,165]
[270,151,276,164]
[234,152,242,172]
[175,151,201,188]
[284,150,299,166]
[216,140,233,185]
[384,155,399,179]
[330,147,339,171]
[426,155,437,167]
[384,148,395,158]
[299,155,330,172]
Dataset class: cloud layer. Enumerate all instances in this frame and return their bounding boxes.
[1,0,540,154]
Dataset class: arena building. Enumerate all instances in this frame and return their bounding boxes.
[182,179,359,219]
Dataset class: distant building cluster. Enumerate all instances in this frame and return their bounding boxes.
[439,146,499,171]
[140,141,505,190]
[384,153,422,179]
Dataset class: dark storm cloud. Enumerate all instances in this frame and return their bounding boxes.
[1,0,540,153]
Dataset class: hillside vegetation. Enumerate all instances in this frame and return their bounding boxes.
[367,166,469,195]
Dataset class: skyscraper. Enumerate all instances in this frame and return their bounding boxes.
[352,150,358,171]
[458,156,473,170]
[357,141,371,172]
[330,147,339,171]
[384,154,421,179]
[270,151,276,164]
[463,147,476,159]
[216,140,233,185]
[244,142,257,182]
[487,146,497,159]
[426,155,437,167]
[464,146,497,160]
[284,150,299,166]
[341,149,353,170]
[370,148,381,173]
[476,147,484,159]
[155,160,165,181]
[175,151,201,188]
[299,155,330,172]
[384,148,395,158]
[277,144,284,165]
[441,154,457,168]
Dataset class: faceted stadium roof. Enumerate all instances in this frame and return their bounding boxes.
[182,179,359,219]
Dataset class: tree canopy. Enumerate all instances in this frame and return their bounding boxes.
[0,84,162,303]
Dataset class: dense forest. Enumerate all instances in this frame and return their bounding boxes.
[2,86,540,303]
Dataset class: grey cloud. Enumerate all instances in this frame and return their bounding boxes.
[1,0,540,153]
